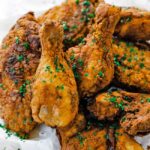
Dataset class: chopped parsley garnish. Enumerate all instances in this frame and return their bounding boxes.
[109,97,124,110]
[75,0,79,5]
[71,25,78,29]
[15,37,19,44]
[19,80,30,97]
[45,65,52,73]
[98,71,104,78]
[76,132,86,146]
[83,0,90,6]
[146,98,150,102]
[139,63,144,69]
[0,83,5,90]
[77,58,84,66]
[62,22,69,31]
[121,117,126,122]
[17,55,24,62]
[72,64,80,79]
[88,13,95,18]
[56,85,64,90]
[84,73,89,77]
[23,42,30,50]
[104,134,109,139]
[70,54,75,61]
[114,55,121,66]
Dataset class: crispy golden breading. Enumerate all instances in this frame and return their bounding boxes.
[88,90,150,135]
[67,4,120,98]
[87,91,121,120]
[31,21,79,127]
[62,128,107,150]
[57,112,86,147]
[113,39,150,93]
[115,7,150,41]
[116,129,143,150]
[0,12,41,133]
[38,0,95,49]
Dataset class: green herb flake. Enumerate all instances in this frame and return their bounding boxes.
[17,55,24,62]
[76,132,86,146]
[23,42,30,50]
[75,0,79,5]
[88,13,95,18]
[56,85,65,90]
[121,117,126,122]
[62,22,69,31]
[98,71,104,78]
[139,63,144,69]
[84,73,89,77]
[83,0,90,6]
[15,37,20,44]
[147,98,150,102]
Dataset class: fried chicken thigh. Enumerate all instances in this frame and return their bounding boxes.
[31,21,79,127]
[62,128,107,150]
[38,0,95,49]
[115,7,150,41]
[113,39,150,93]
[88,89,150,135]
[67,4,121,98]
[0,12,41,133]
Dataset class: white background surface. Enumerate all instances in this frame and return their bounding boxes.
[0,0,150,150]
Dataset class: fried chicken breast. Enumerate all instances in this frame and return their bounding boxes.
[0,12,41,133]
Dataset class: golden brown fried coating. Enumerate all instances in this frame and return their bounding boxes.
[115,7,150,41]
[0,12,41,133]
[38,0,95,49]
[57,112,86,147]
[116,128,143,150]
[88,89,150,135]
[31,21,79,127]
[67,4,121,98]
[113,39,150,93]
[120,92,150,135]
[87,91,121,120]
[62,128,107,150]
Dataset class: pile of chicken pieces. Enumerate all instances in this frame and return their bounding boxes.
[0,0,150,149]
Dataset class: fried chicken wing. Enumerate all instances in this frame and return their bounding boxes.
[0,12,41,133]
[67,4,121,98]
[115,7,150,41]
[38,0,95,50]
[62,128,107,150]
[88,89,150,135]
[116,128,143,150]
[113,39,150,93]
[31,21,79,127]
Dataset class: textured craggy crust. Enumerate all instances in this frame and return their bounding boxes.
[116,129,143,150]
[62,128,107,150]
[113,39,150,93]
[67,4,121,98]
[88,90,150,135]
[115,7,150,41]
[31,21,79,127]
[38,0,95,49]
[0,12,41,133]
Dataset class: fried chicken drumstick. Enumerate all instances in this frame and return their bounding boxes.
[31,21,79,127]
[0,12,41,133]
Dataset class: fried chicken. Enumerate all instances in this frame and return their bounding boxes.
[0,12,41,133]
[113,39,150,93]
[62,128,107,150]
[57,112,86,148]
[67,3,121,98]
[115,7,150,41]
[88,89,150,135]
[31,21,79,127]
[116,128,143,150]
[38,0,95,50]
